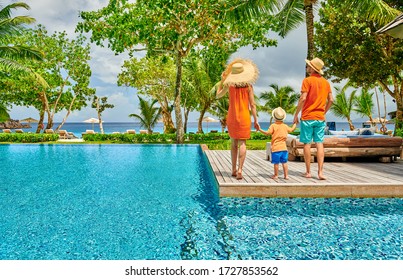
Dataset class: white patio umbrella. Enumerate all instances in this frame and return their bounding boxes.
[202,116,218,131]
[376,13,403,39]
[83,117,103,130]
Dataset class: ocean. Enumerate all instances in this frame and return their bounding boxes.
[16,121,396,138]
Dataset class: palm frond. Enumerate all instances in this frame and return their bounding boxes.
[0,45,44,61]
[0,2,31,20]
[276,0,305,37]
[0,16,36,36]
[348,0,401,25]
[225,0,284,21]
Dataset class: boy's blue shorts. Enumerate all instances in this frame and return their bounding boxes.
[300,120,326,143]
[271,150,288,164]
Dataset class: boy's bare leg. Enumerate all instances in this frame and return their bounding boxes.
[271,164,279,179]
[283,162,289,179]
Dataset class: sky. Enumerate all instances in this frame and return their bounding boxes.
[8,0,395,123]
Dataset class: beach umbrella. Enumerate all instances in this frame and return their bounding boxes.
[20,117,39,123]
[202,116,218,131]
[376,13,403,39]
[83,117,103,130]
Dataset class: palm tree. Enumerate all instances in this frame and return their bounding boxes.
[0,2,44,75]
[210,83,229,133]
[330,85,357,131]
[276,0,318,61]
[259,83,300,123]
[129,96,162,134]
[354,88,375,126]
[182,56,216,134]
[232,0,400,73]
[0,103,10,122]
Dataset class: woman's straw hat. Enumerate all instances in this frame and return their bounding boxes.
[272,107,287,121]
[223,58,259,87]
[305,57,324,75]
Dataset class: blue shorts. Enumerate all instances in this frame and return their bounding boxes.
[271,150,288,164]
[300,120,326,144]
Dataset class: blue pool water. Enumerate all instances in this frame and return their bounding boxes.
[0,144,402,260]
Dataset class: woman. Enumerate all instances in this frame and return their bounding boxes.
[216,58,260,180]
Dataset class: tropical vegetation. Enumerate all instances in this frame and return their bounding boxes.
[1,0,403,142]
[259,83,300,123]
[316,0,403,131]
[129,96,162,134]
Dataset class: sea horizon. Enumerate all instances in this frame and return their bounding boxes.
[13,121,396,138]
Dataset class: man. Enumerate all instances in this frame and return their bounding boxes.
[293,57,333,180]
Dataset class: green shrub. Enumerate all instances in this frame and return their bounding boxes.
[0,133,59,143]
[395,128,402,137]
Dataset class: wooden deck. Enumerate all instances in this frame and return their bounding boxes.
[204,150,403,198]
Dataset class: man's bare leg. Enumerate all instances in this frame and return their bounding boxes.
[316,142,326,180]
[303,144,312,178]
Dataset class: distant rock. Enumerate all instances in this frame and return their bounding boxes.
[0,119,31,129]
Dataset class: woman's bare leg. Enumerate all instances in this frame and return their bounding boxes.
[237,140,246,179]
[231,138,238,176]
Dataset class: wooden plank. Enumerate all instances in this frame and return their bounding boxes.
[204,150,403,198]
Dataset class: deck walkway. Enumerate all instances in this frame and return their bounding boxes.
[204,150,403,198]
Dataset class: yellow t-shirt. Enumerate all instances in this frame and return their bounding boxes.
[268,122,294,152]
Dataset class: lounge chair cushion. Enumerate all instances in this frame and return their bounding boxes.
[329,130,359,136]
[358,127,376,135]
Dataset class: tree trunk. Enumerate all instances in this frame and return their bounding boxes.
[395,89,403,131]
[220,119,226,133]
[305,3,315,77]
[174,52,184,143]
[161,106,175,133]
[184,108,190,134]
[198,110,207,133]
[56,95,77,132]
[347,118,355,131]
[37,107,45,133]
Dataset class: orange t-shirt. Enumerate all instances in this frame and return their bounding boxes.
[226,85,251,139]
[300,73,331,121]
[268,122,294,152]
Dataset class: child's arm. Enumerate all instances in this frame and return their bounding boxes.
[288,123,297,132]
[258,128,270,136]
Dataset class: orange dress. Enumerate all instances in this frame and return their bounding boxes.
[227,85,251,139]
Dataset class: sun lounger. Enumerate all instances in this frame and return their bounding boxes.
[139,130,148,134]
[82,129,96,137]
[15,129,24,133]
[125,129,136,134]
[2,129,11,133]
[45,129,54,134]
[58,130,70,139]
[286,134,403,162]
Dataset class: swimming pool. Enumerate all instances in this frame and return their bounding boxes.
[0,144,402,260]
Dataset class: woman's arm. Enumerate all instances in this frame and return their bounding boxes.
[248,85,260,130]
